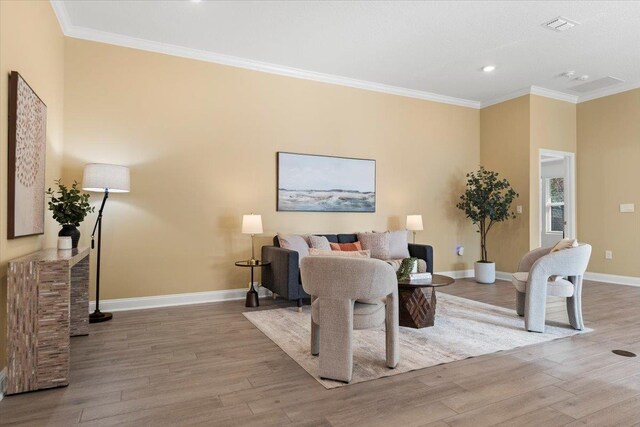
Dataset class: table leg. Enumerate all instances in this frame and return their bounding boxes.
[398,287,436,328]
[245,266,259,307]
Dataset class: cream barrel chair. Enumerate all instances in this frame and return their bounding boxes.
[512,243,592,333]
[300,256,399,383]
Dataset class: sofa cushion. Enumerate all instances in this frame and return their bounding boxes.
[357,232,390,260]
[337,234,358,243]
[309,248,370,258]
[387,230,410,259]
[309,235,331,250]
[277,234,310,261]
[330,241,363,251]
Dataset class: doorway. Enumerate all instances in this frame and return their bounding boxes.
[539,150,576,248]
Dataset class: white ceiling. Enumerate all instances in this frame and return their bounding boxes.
[53,0,640,108]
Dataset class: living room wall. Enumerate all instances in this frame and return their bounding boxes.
[480,95,577,273]
[0,0,65,375]
[63,38,481,301]
[577,89,640,277]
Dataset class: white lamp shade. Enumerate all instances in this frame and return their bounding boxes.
[82,163,130,193]
[406,214,424,231]
[242,214,263,234]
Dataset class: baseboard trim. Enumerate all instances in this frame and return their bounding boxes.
[436,269,474,279]
[496,270,640,287]
[89,287,272,312]
[584,272,640,287]
[0,367,7,402]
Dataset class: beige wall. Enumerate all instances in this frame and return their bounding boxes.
[0,1,65,373]
[480,96,531,271]
[577,89,640,277]
[529,95,577,246]
[63,38,481,301]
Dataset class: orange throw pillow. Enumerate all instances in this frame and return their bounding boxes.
[330,241,363,251]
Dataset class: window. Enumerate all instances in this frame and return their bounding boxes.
[545,177,565,233]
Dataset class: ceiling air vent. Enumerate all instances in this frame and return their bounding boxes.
[542,16,579,32]
[570,76,625,93]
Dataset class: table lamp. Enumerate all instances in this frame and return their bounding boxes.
[242,214,263,265]
[406,214,423,244]
[83,163,130,323]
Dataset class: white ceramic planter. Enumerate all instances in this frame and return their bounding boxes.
[474,261,496,284]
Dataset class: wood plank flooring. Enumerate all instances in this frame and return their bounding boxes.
[1,278,640,426]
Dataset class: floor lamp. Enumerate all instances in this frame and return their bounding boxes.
[83,163,130,323]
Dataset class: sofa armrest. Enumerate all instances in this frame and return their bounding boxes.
[261,246,303,300]
[408,244,434,274]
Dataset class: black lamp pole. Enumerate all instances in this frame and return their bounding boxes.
[89,189,112,323]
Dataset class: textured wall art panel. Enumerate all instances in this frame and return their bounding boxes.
[8,71,47,238]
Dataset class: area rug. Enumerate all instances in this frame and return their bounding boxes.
[243,293,590,389]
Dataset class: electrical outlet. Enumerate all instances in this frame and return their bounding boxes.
[456,246,464,256]
[620,203,635,213]
[516,205,523,214]
[605,250,613,260]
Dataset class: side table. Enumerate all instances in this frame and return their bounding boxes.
[235,260,271,307]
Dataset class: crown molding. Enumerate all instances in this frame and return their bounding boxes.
[576,81,640,104]
[479,88,531,108]
[530,86,579,104]
[49,1,481,110]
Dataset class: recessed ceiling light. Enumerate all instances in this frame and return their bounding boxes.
[482,65,496,73]
[561,71,575,78]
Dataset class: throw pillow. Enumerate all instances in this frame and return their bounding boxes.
[309,235,331,250]
[551,238,579,252]
[357,232,390,260]
[308,248,371,258]
[387,230,410,259]
[277,234,310,261]
[329,241,363,251]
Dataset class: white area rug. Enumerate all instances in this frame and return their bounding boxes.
[243,293,589,389]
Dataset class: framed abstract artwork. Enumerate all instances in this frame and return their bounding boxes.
[8,71,47,238]
[277,152,376,212]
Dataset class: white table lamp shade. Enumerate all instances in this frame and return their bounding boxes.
[406,215,424,231]
[82,163,130,193]
[242,214,263,234]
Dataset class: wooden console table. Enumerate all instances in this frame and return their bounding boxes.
[6,247,90,395]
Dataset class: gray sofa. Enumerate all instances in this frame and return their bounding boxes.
[261,233,434,308]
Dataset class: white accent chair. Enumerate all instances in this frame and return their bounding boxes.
[512,244,592,333]
[300,256,399,383]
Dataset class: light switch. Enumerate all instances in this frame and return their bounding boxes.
[605,250,613,260]
[620,203,635,213]
[516,205,523,214]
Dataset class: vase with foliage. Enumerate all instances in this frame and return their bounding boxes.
[46,180,94,248]
[456,167,518,284]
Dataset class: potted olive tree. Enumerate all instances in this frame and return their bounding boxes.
[46,179,94,248]
[456,167,518,284]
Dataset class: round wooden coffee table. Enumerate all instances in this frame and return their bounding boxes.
[397,274,455,328]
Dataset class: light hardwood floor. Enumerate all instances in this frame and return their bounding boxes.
[2,278,640,426]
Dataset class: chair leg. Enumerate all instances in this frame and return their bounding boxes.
[516,291,525,317]
[524,286,546,333]
[297,298,303,313]
[311,319,320,356]
[318,299,354,383]
[385,292,399,369]
[567,276,584,330]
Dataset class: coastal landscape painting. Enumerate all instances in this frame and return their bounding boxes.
[277,152,376,212]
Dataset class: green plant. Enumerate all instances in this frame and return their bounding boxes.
[46,179,94,226]
[456,167,518,263]
[396,257,418,281]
